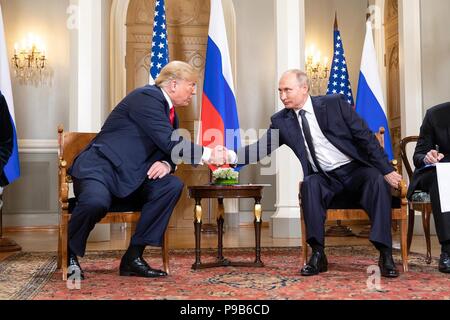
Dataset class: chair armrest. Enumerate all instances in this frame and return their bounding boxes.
[59,159,70,210]
[391,179,407,205]
[389,158,407,198]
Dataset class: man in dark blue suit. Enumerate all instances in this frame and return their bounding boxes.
[234,70,403,277]
[407,102,450,273]
[0,91,13,187]
[68,61,225,279]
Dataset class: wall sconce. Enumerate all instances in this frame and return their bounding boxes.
[305,44,329,95]
[11,33,51,86]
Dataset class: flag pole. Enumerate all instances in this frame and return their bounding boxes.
[356,2,376,239]
[325,12,355,237]
[334,11,338,31]
[0,190,22,252]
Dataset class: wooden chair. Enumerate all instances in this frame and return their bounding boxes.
[57,125,169,280]
[299,128,409,272]
[400,136,433,264]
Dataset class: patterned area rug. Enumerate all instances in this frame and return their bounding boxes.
[1,246,449,300]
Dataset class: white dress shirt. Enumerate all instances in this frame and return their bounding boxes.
[160,88,211,167]
[294,96,352,172]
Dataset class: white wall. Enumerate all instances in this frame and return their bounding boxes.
[1,0,112,227]
[232,0,278,214]
[420,0,450,112]
[1,0,71,139]
[305,0,367,96]
[233,0,277,130]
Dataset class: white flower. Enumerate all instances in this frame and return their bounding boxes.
[212,168,239,180]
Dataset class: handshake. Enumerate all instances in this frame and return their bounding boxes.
[206,145,237,167]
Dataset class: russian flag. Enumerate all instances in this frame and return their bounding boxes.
[200,0,240,160]
[355,21,394,160]
[0,4,20,185]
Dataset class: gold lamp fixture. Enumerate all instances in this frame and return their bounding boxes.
[305,44,329,95]
[12,33,50,86]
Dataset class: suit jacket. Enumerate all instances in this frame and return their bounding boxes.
[407,102,450,199]
[0,92,13,187]
[238,94,393,177]
[69,85,203,198]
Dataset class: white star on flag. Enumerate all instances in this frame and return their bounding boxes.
[326,16,354,106]
[149,0,169,84]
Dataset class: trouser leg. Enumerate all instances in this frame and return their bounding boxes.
[130,175,184,247]
[69,178,112,257]
[301,174,342,247]
[342,165,392,248]
[420,170,450,243]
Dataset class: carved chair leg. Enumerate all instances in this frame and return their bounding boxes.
[61,214,69,281]
[57,219,63,269]
[162,229,170,274]
[422,207,432,264]
[399,217,409,272]
[407,206,415,254]
[300,209,308,265]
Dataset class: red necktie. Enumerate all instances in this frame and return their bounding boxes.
[169,107,175,126]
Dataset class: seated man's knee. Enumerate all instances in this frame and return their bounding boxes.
[165,175,184,194]
[77,193,110,213]
[301,175,323,193]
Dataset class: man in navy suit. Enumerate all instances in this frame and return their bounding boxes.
[233,70,403,277]
[407,102,450,273]
[68,61,225,279]
[0,91,13,187]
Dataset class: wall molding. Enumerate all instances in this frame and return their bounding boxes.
[18,139,59,154]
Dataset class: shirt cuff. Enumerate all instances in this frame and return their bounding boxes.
[201,147,212,165]
[161,161,172,172]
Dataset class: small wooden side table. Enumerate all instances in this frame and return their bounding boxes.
[187,184,270,270]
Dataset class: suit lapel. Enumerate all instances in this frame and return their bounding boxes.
[284,109,303,152]
[311,96,328,132]
[156,85,174,126]
[284,109,310,173]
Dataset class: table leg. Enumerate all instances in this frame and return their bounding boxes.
[192,198,203,269]
[217,198,225,261]
[254,198,264,266]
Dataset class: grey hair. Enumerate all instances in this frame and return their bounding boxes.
[283,69,311,92]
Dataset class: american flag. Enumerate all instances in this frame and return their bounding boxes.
[149,0,169,82]
[326,17,354,106]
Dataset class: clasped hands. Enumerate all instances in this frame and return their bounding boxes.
[206,145,236,167]
[384,171,403,189]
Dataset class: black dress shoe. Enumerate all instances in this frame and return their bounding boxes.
[300,251,328,276]
[119,256,167,278]
[438,253,450,273]
[378,253,399,278]
[67,253,85,280]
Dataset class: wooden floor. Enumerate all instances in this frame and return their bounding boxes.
[0,224,442,261]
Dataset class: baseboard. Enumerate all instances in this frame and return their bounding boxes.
[2,213,58,228]
[238,222,270,228]
[272,216,301,239]
[4,225,58,232]
[224,211,274,228]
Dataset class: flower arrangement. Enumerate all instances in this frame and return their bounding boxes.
[212,167,239,185]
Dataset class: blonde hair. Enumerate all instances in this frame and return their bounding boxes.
[283,69,311,92]
[155,61,198,87]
